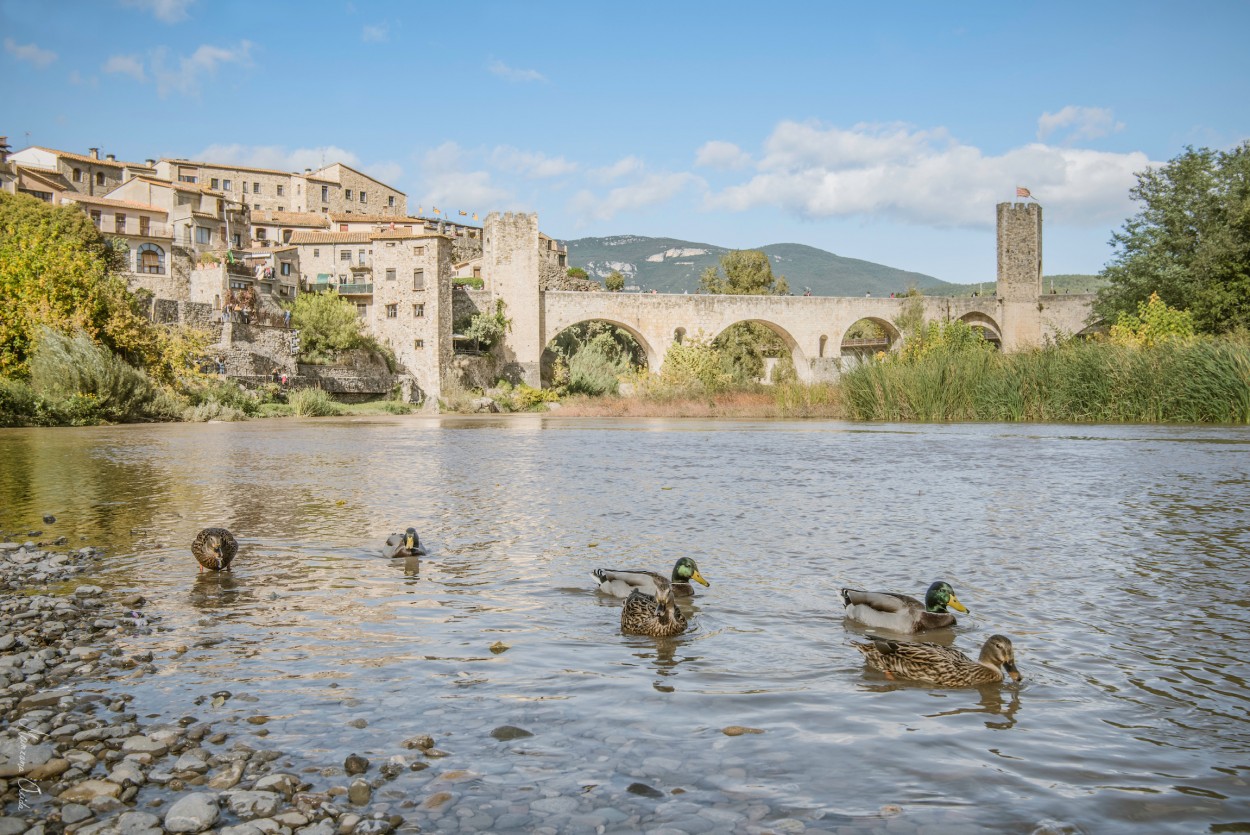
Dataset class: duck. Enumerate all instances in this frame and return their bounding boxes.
[382,527,425,558]
[840,580,968,633]
[852,633,1022,687]
[192,527,238,572]
[620,577,688,637]
[592,557,710,598]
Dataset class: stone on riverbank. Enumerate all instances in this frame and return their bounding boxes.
[163,791,219,833]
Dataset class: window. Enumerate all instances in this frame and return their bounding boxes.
[223,179,232,191]
[281,262,291,276]
[115,213,126,232]
[357,249,365,265]
[253,204,260,210]
[413,268,425,290]
[96,172,105,186]
[243,182,249,194]
[385,304,398,319]
[278,206,284,212]
[388,196,395,208]
[339,224,348,232]
[345,189,353,201]
[196,226,211,244]
[90,210,101,226]
[72,168,82,183]
[340,250,352,261]
[356,303,367,317]
[385,268,396,281]
[413,246,425,255]
[138,243,165,274]
[253,182,261,193]
[360,191,367,204]
[321,185,329,201]
[178,175,197,183]
[139,216,150,236]
[277,185,284,196]
[412,303,424,318]
[233,233,242,248]
[256,228,268,240]
[211,178,220,189]
[313,248,319,257]
[413,339,424,349]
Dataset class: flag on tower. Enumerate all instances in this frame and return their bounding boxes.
[459,210,467,216]
[1016,186,1033,198]
[433,206,440,214]
[472,213,479,221]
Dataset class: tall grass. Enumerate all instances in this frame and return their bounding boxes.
[842,338,1250,424]
[288,386,343,417]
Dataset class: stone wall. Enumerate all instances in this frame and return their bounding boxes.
[483,213,542,386]
[996,202,1044,350]
[151,299,215,327]
[368,233,452,402]
[453,288,491,323]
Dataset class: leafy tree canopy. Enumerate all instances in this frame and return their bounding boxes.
[290,291,370,359]
[605,270,625,292]
[0,192,169,378]
[1095,142,1250,334]
[699,250,789,296]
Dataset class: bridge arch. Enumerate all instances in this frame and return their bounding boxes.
[708,318,809,383]
[541,317,656,388]
[958,312,1003,347]
[840,317,900,368]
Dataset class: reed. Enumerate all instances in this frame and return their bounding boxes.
[842,337,1250,424]
[288,386,344,417]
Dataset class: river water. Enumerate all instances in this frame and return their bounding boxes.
[2,417,1249,834]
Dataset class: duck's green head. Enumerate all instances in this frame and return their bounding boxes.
[925,581,968,614]
[404,527,419,550]
[672,557,710,587]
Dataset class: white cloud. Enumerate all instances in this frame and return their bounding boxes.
[195,144,362,172]
[103,54,145,82]
[4,38,57,69]
[120,0,195,23]
[1037,106,1124,143]
[490,146,578,179]
[488,59,545,83]
[362,24,388,43]
[588,156,644,184]
[704,120,1152,228]
[571,172,704,222]
[152,40,252,97]
[695,140,751,170]
[418,142,512,211]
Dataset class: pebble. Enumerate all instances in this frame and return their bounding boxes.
[163,791,220,833]
[345,753,370,774]
[722,725,765,736]
[490,725,534,741]
[348,778,373,805]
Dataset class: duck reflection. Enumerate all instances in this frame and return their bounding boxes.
[925,685,1022,730]
[189,570,244,611]
[627,636,701,693]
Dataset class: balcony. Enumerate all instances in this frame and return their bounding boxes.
[93,220,174,238]
[336,283,373,295]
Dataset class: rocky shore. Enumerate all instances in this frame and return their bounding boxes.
[0,538,432,835]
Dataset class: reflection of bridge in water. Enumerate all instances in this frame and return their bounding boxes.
[484,202,1099,387]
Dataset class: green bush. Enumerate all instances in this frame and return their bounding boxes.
[453,276,484,289]
[288,386,343,416]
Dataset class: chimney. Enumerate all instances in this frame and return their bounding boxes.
[145,159,155,167]
[106,154,116,162]
[89,148,99,160]
[304,168,311,174]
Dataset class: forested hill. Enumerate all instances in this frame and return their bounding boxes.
[562,235,953,296]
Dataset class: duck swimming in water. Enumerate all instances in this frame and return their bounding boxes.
[383,527,425,558]
[620,576,688,638]
[192,528,238,572]
[852,633,1022,687]
[840,580,968,633]
[592,557,710,598]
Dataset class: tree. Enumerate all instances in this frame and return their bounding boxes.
[0,192,179,380]
[566,267,588,280]
[289,291,369,361]
[605,270,625,292]
[1095,142,1250,334]
[699,250,789,296]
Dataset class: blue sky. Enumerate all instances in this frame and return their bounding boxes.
[3,1,1247,284]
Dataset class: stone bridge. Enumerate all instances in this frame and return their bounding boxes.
[540,290,1096,382]
[481,203,1099,388]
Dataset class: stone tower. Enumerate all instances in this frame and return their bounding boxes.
[996,202,1043,351]
[483,212,542,386]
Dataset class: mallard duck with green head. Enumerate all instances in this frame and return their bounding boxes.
[840,580,968,633]
[192,527,238,573]
[620,577,688,637]
[852,633,1022,687]
[383,527,425,558]
[592,557,710,598]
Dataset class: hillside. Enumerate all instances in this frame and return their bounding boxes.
[562,235,956,296]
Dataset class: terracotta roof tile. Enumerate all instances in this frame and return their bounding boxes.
[253,210,330,227]
[329,213,425,224]
[62,194,167,213]
[30,147,126,169]
[288,231,374,245]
